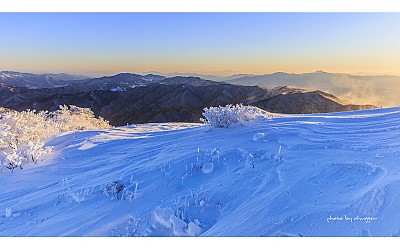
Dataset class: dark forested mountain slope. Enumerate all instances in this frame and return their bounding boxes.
[0,80,375,126]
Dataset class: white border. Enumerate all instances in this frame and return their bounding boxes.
[0,0,400,12]
[0,0,399,249]
[1,237,400,250]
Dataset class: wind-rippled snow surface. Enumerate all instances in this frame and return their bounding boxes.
[1,108,400,236]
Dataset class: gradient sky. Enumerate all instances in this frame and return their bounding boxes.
[1,13,400,76]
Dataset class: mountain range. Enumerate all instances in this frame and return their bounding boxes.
[0,71,89,89]
[225,71,400,107]
[2,70,398,107]
[0,71,377,126]
[148,70,400,107]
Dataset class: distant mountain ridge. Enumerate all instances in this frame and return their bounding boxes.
[0,75,375,125]
[225,71,400,107]
[0,71,89,89]
[227,70,400,87]
[1,70,398,108]
[0,71,231,92]
[67,73,166,92]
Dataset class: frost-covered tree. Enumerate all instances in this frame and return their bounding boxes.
[201,104,270,128]
[0,105,111,172]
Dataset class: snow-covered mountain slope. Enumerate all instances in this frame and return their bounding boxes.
[0,71,89,88]
[1,107,400,236]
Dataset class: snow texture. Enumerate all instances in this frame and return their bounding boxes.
[0,107,400,236]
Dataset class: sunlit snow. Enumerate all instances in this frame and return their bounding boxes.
[1,107,400,236]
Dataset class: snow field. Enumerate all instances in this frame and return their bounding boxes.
[0,107,399,236]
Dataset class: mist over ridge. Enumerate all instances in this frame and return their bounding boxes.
[141,70,400,108]
[221,71,399,108]
[1,70,399,108]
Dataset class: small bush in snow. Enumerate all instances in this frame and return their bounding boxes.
[51,105,110,131]
[102,180,139,201]
[3,150,24,170]
[201,104,266,128]
[0,105,111,172]
[5,207,12,218]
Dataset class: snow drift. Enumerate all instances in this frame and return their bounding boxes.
[0,106,400,236]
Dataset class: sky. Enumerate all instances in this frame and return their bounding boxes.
[1,12,400,76]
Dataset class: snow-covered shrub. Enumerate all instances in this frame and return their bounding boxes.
[25,141,54,164]
[0,105,111,172]
[201,104,266,128]
[51,105,110,131]
[61,178,94,203]
[102,180,139,201]
[5,207,12,218]
[3,150,25,170]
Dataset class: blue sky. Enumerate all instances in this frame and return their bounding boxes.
[0,13,399,76]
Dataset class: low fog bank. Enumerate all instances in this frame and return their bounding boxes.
[227,72,400,107]
[306,75,399,107]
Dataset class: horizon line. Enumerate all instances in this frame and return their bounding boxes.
[2,69,400,78]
